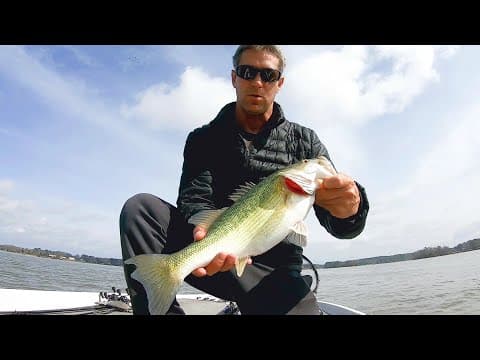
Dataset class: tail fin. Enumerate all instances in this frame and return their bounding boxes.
[125,254,183,315]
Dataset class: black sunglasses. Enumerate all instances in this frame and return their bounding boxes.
[235,65,282,83]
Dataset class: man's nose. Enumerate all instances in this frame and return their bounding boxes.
[251,72,263,86]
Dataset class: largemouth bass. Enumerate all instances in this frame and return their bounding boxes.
[125,156,336,314]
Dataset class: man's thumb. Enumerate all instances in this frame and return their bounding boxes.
[194,227,206,241]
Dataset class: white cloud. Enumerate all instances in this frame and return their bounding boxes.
[121,66,236,131]
[412,102,480,187]
[0,190,120,257]
[364,46,439,114]
[279,45,459,130]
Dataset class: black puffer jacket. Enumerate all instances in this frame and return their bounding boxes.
[177,102,369,270]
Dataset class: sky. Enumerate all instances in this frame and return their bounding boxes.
[1,45,479,265]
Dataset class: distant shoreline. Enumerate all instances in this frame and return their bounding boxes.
[0,245,122,267]
[319,238,480,268]
[2,237,479,269]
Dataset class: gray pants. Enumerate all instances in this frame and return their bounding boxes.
[119,193,321,315]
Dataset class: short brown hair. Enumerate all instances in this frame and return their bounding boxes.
[232,45,286,73]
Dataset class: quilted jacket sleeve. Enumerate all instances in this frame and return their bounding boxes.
[309,131,370,239]
[176,129,216,221]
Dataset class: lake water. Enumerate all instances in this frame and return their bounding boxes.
[1,249,479,314]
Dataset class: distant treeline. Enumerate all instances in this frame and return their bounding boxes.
[0,244,123,266]
[2,237,480,268]
[321,238,480,268]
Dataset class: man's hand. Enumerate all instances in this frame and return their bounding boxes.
[191,225,251,277]
[315,173,360,219]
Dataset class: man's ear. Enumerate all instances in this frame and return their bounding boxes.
[231,70,237,88]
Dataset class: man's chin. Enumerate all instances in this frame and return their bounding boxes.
[244,104,266,115]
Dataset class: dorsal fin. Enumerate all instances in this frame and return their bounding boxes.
[228,181,257,202]
[187,208,228,231]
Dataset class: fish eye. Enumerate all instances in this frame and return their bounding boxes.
[303,159,308,163]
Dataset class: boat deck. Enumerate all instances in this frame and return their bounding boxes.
[2,299,231,315]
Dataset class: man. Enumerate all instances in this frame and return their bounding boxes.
[120,45,369,314]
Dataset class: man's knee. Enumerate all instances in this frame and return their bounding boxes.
[120,193,157,231]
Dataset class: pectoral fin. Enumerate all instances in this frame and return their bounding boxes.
[291,220,308,236]
[235,257,250,277]
[287,221,308,247]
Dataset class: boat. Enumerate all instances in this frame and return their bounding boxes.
[0,287,365,315]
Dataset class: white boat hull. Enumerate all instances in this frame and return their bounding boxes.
[0,288,364,315]
[0,288,100,312]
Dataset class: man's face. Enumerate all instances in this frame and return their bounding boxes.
[231,49,284,116]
